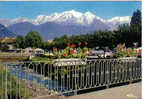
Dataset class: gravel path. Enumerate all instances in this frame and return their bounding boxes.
[68,82,141,99]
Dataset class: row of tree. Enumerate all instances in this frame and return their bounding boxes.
[13,9,141,50]
[13,31,43,49]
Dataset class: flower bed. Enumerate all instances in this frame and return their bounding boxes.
[114,43,137,58]
[50,42,89,66]
[52,42,89,59]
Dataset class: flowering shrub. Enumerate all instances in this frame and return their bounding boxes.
[53,42,89,59]
[52,47,60,58]
[114,43,137,58]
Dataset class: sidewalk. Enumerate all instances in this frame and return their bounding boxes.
[68,82,141,99]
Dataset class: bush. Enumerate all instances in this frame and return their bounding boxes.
[114,43,137,58]
[53,42,89,59]
[0,65,31,99]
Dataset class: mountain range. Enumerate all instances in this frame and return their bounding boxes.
[0,24,16,38]
[0,10,131,40]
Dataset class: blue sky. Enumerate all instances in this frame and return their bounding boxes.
[0,1,141,20]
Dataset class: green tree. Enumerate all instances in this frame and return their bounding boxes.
[116,24,132,46]
[25,31,43,48]
[0,43,9,51]
[0,41,2,48]
[0,65,31,99]
[130,9,141,46]
[130,9,141,30]
[14,36,26,48]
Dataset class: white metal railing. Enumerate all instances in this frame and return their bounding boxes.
[0,58,141,99]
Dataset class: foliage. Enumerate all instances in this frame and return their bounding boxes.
[130,9,141,46]
[130,9,141,30]
[13,35,26,48]
[114,43,137,58]
[13,31,44,49]
[0,65,31,99]
[0,43,9,51]
[52,42,89,59]
[44,30,117,50]
[31,56,52,62]
[25,31,44,48]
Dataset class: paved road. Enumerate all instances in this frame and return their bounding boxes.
[68,82,141,99]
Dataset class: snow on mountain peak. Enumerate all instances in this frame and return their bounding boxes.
[33,10,93,25]
[0,10,131,28]
[62,10,83,17]
[32,15,49,25]
[12,17,29,23]
[107,16,131,24]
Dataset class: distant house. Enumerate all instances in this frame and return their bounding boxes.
[0,37,16,50]
[0,37,16,44]
[136,47,142,57]
[136,47,141,52]
[34,48,44,55]
[25,47,34,54]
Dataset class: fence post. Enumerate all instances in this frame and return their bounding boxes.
[5,64,8,99]
[106,60,110,89]
[74,65,78,96]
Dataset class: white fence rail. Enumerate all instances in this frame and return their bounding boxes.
[0,58,141,99]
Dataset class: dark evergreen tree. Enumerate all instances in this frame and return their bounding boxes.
[130,9,141,46]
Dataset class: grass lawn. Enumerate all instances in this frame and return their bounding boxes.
[30,56,52,62]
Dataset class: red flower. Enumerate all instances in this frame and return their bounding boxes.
[78,42,81,46]
[67,42,70,46]
[53,47,57,51]
[71,44,76,48]
[89,50,93,54]
[85,41,88,45]
[64,53,68,56]
[70,50,75,54]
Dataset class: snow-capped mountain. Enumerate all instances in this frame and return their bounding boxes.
[106,16,131,24]
[0,10,131,27]
[0,10,131,39]
[105,16,131,30]
[0,17,29,27]
[31,10,98,26]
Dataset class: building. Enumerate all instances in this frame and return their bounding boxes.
[34,48,44,55]
[0,37,16,50]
